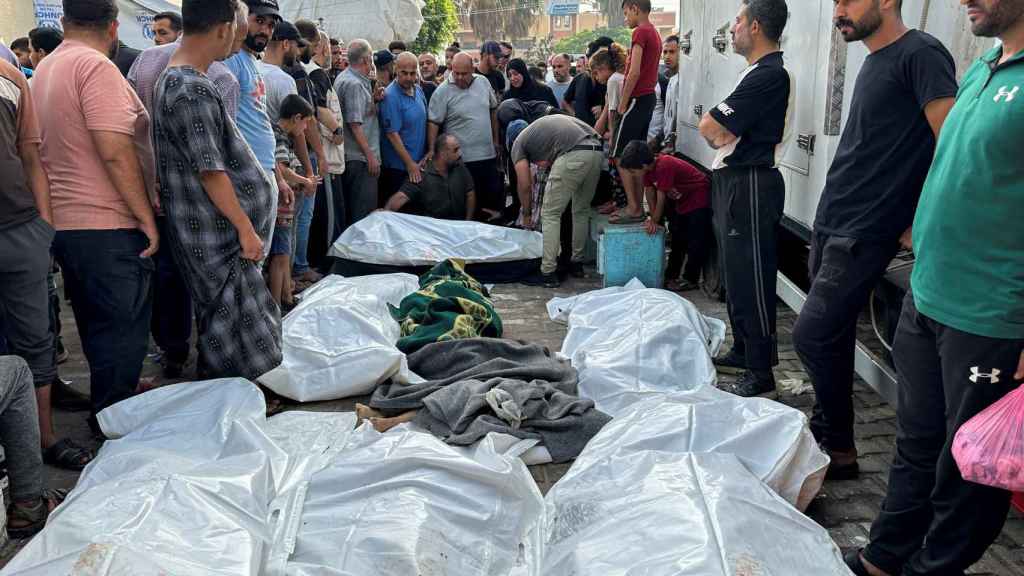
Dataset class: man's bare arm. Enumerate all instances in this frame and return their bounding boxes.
[515,159,533,225]
[19,142,51,224]
[384,191,410,212]
[91,130,158,257]
[617,44,643,114]
[698,113,737,150]
[465,189,477,220]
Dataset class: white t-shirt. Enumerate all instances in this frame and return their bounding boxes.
[606,72,625,111]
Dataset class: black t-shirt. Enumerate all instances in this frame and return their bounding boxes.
[476,67,506,96]
[564,73,606,127]
[289,63,329,110]
[400,163,473,220]
[420,80,437,104]
[815,30,957,241]
[708,51,791,168]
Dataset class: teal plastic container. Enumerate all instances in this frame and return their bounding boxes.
[598,224,665,288]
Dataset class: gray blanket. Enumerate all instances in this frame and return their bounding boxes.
[370,338,611,463]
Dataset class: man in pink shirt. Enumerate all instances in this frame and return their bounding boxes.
[32,0,158,430]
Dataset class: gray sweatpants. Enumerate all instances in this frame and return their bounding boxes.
[0,356,42,502]
[0,217,56,388]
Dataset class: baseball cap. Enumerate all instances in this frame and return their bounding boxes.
[244,0,281,20]
[506,119,528,149]
[374,49,395,68]
[481,41,502,56]
[271,21,307,46]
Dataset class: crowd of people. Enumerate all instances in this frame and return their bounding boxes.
[0,0,1023,574]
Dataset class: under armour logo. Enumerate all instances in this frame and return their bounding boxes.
[994,86,1019,103]
[969,366,1001,384]
[717,102,735,117]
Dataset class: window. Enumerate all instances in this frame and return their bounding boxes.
[553,15,573,30]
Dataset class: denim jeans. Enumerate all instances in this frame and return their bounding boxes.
[0,356,42,502]
[52,229,153,415]
[292,193,316,275]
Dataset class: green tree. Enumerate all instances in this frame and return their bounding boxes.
[553,26,631,55]
[410,0,460,55]
[466,0,541,41]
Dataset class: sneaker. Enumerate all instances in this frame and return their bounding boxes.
[569,263,586,279]
[723,371,777,399]
[824,448,860,480]
[542,273,561,288]
[713,349,747,375]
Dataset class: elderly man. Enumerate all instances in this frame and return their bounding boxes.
[512,114,603,288]
[336,39,381,226]
[33,0,158,428]
[384,134,475,221]
[427,52,501,220]
[153,0,282,381]
[418,52,439,102]
[151,11,182,45]
[127,2,248,378]
[380,52,428,204]
[548,53,573,103]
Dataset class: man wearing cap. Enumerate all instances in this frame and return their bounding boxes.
[428,52,501,220]
[512,114,603,287]
[374,49,396,93]
[476,41,506,96]
[336,39,381,226]
[225,0,287,259]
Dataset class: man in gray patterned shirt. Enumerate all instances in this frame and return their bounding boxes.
[153,0,282,380]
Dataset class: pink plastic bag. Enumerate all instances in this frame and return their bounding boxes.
[953,384,1024,492]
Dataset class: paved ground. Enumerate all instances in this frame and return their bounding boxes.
[3,270,1023,574]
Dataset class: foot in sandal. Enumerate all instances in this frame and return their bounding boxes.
[6,488,69,539]
[42,438,93,471]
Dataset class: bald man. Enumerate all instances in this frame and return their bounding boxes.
[379,52,429,202]
[418,52,438,103]
[427,52,501,220]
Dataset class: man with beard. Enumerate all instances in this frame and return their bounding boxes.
[418,52,439,102]
[548,53,573,105]
[225,0,287,260]
[654,35,680,146]
[699,0,792,398]
[792,0,956,482]
[151,11,183,46]
[32,0,158,431]
[153,0,282,381]
[380,52,428,203]
[476,41,506,96]
[329,38,347,82]
[847,0,1024,575]
[127,1,250,378]
[384,133,474,221]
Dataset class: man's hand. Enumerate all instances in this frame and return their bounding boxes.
[644,217,659,236]
[301,176,319,197]
[280,180,295,207]
[617,99,628,116]
[1015,349,1024,381]
[368,154,381,177]
[317,159,328,182]
[591,105,603,118]
[419,153,431,169]
[521,209,534,230]
[407,163,423,184]
[139,219,160,258]
[373,86,385,102]
[239,226,263,261]
[900,227,913,251]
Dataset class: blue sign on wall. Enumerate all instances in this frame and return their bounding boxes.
[548,0,580,16]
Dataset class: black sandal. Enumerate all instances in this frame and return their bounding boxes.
[6,488,69,539]
[42,438,94,471]
[844,549,872,576]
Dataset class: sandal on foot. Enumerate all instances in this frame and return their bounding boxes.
[6,488,70,539]
[843,549,872,576]
[42,438,94,471]
[608,209,646,225]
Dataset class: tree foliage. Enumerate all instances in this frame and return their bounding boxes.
[410,0,460,55]
[553,26,631,55]
[465,0,541,41]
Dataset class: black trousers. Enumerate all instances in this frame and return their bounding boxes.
[666,207,711,284]
[379,167,407,209]
[53,229,153,415]
[151,216,193,365]
[465,159,504,215]
[792,232,899,452]
[711,166,784,372]
[864,292,1016,576]
[309,172,345,273]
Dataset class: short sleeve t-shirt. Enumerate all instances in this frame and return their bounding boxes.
[510,114,600,165]
[428,75,498,163]
[260,62,299,122]
[643,155,710,215]
[606,72,626,112]
[476,67,506,96]
[565,73,606,126]
[225,50,276,170]
[0,60,41,230]
[32,40,155,231]
[910,46,1024,339]
[814,30,957,241]
[380,81,428,170]
[399,163,473,220]
[708,51,792,169]
[335,67,381,162]
[627,22,662,97]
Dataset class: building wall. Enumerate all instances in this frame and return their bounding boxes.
[457,10,608,50]
[0,0,38,48]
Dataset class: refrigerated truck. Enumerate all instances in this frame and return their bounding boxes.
[672,0,995,403]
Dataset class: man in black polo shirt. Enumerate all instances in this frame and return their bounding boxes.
[476,41,507,96]
[792,0,957,480]
[384,134,475,221]
[699,0,791,397]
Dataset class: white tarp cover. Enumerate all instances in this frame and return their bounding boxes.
[557,285,727,416]
[278,0,425,50]
[32,0,182,49]
[577,387,829,511]
[328,211,544,266]
[541,451,851,575]
[269,424,545,576]
[1,379,285,576]
[258,274,422,402]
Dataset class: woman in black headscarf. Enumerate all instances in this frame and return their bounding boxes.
[503,58,558,108]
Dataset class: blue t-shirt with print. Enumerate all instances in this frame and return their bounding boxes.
[225,50,276,170]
